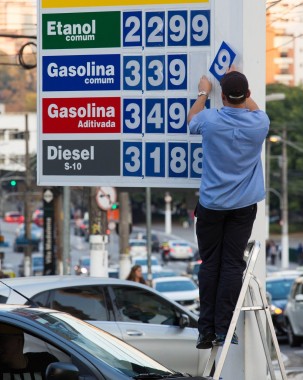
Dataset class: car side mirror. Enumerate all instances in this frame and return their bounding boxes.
[295,294,303,302]
[46,362,79,380]
[179,313,190,328]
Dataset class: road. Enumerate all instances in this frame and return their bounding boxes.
[1,218,303,378]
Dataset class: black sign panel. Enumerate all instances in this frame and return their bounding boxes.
[42,140,120,175]
[43,188,56,275]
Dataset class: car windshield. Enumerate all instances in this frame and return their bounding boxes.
[266,279,295,300]
[130,241,146,247]
[18,308,173,377]
[171,242,188,247]
[155,280,197,292]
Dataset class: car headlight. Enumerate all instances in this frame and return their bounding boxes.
[270,304,283,315]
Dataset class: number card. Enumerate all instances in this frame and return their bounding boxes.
[209,41,237,81]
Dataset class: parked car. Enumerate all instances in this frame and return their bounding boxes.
[0,305,199,380]
[0,262,16,278]
[18,253,44,277]
[161,240,193,261]
[266,272,299,337]
[74,255,90,275]
[152,276,200,313]
[186,260,202,284]
[74,218,89,237]
[284,274,303,347]
[32,208,44,227]
[3,211,24,223]
[132,256,163,273]
[128,238,147,258]
[74,257,118,277]
[141,233,160,252]
[0,275,207,375]
[13,223,42,252]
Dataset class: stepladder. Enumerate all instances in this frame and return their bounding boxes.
[201,240,288,380]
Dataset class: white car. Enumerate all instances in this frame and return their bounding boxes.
[284,274,303,347]
[128,238,147,257]
[0,275,208,376]
[161,240,194,261]
[132,256,163,273]
[152,276,200,313]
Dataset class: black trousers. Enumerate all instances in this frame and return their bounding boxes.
[195,202,257,335]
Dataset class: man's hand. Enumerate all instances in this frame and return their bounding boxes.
[198,75,212,94]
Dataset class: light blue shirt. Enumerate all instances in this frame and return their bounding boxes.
[189,106,270,210]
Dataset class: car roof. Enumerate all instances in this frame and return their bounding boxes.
[266,273,300,282]
[153,276,193,283]
[0,275,178,300]
[168,240,189,244]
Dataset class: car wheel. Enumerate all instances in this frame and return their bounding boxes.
[286,320,302,347]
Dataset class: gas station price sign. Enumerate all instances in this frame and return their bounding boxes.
[37,0,218,188]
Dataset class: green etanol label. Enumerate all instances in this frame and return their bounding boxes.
[42,12,120,49]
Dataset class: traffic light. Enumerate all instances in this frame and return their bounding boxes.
[10,180,17,187]
[111,203,118,210]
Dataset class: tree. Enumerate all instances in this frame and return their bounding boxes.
[266,84,303,229]
[0,49,36,112]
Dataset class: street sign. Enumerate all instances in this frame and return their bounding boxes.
[96,186,117,211]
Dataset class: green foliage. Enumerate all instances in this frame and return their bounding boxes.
[266,84,303,230]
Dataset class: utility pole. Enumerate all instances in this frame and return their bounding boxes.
[146,187,152,286]
[23,113,32,277]
[281,126,289,269]
[89,187,108,277]
[164,192,172,234]
[119,192,131,279]
[63,186,71,274]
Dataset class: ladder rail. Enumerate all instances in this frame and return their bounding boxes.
[202,240,288,380]
[252,275,288,379]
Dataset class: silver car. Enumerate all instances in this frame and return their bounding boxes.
[0,276,208,376]
[284,274,303,347]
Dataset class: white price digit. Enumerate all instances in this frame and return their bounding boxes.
[147,103,163,129]
[192,147,202,175]
[192,14,209,43]
[125,59,141,87]
[170,146,186,174]
[214,49,232,76]
[169,15,186,42]
[169,58,186,86]
[125,16,141,44]
[147,16,164,44]
[150,146,161,173]
[125,103,141,129]
[148,59,164,87]
[125,146,141,172]
[169,102,185,130]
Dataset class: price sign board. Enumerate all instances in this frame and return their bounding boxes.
[37,0,244,188]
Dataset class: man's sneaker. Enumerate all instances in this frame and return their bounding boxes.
[213,332,239,346]
[196,332,216,349]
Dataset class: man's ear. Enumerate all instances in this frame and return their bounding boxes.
[246,90,251,98]
[221,93,226,101]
